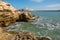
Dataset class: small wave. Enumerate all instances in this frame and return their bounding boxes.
[32,16,60,30]
[40,36,52,40]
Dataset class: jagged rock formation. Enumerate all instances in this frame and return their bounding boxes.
[0,1,36,27]
[0,1,50,40]
[17,12,36,22]
[0,27,50,40]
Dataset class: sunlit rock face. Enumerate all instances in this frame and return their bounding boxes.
[0,1,19,27]
[0,1,36,27]
[0,27,17,40]
[0,1,16,11]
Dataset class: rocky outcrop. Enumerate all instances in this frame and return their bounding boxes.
[0,1,16,11]
[0,1,19,27]
[0,1,36,27]
[17,12,36,22]
[0,27,50,40]
[0,1,50,40]
[0,9,19,27]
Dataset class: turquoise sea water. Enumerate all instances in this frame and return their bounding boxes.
[6,11,60,40]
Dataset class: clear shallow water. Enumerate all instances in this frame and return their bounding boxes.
[6,11,60,40]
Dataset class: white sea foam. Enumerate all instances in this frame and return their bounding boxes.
[32,16,60,31]
[46,36,52,40]
[40,36,52,40]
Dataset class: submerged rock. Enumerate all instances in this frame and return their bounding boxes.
[0,27,50,40]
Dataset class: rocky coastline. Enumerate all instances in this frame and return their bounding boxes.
[0,27,50,40]
[0,1,50,40]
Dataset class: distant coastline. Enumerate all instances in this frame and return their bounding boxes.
[19,9,60,12]
[18,8,60,12]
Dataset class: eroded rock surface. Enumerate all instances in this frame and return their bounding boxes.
[0,1,16,11]
[0,1,36,27]
[0,27,50,40]
[17,12,36,22]
[0,1,50,40]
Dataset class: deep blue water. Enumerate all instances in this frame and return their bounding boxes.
[6,11,60,40]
